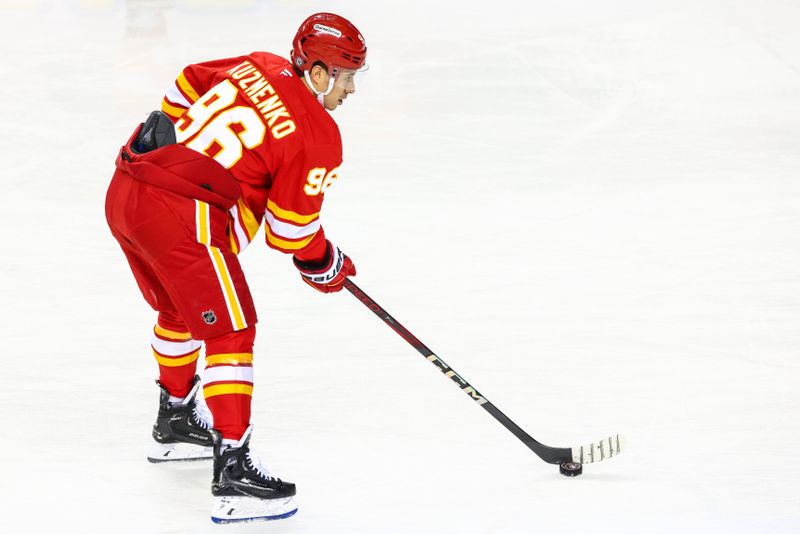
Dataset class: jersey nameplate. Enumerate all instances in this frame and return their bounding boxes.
[227,61,297,140]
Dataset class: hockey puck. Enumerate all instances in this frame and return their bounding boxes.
[559,461,583,477]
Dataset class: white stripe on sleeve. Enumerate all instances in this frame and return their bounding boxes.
[229,204,253,252]
[264,211,321,240]
[165,81,192,108]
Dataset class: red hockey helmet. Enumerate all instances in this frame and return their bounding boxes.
[291,13,367,76]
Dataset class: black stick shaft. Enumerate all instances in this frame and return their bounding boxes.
[343,279,571,464]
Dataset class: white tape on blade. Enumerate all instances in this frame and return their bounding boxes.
[571,434,624,464]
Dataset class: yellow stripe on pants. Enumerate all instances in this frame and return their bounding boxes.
[208,246,246,330]
[196,201,247,331]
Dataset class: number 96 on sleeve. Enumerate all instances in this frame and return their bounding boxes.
[304,167,340,196]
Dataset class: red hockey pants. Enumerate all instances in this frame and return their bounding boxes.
[106,169,257,439]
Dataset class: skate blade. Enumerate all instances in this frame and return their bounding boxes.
[147,441,213,463]
[210,496,298,523]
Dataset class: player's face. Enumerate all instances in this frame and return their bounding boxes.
[322,69,358,111]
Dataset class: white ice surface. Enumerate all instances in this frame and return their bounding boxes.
[1,0,799,532]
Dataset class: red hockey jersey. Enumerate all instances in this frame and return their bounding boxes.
[160,52,342,262]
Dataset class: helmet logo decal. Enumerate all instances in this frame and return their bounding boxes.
[313,23,342,38]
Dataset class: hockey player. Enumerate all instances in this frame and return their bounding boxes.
[105,13,366,523]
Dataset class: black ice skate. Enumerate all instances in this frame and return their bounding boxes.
[147,376,214,462]
[210,426,298,523]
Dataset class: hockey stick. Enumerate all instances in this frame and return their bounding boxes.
[344,279,623,468]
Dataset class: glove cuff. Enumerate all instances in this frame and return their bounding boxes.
[293,240,333,272]
[294,241,344,284]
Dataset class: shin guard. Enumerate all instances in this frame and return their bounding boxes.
[151,316,201,398]
[203,327,256,440]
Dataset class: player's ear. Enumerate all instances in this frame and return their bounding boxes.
[310,63,328,84]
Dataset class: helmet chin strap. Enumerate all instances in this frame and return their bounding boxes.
[304,70,336,105]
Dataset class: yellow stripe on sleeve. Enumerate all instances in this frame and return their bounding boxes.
[266,199,319,225]
[153,348,200,367]
[177,71,200,103]
[161,98,186,119]
[265,224,316,251]
[238,199,261,240]
[205,353,254,366]
[229,231,240,254]
[204,383,253,398]
[154,324,192,341]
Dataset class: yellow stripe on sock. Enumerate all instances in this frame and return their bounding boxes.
[154,324,192,341]
[204,383,253,398]
[205,353,253,366]
[153,348,200,367]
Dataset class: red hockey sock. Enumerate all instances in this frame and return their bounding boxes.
[151,312,201,398]
[203,327,256,440]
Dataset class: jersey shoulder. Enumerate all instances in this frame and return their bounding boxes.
[247,52,342,151]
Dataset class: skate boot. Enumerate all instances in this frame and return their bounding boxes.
[147,376,214,462]
[210,425,298,523]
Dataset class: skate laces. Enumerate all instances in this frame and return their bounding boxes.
[184,379,212,430]
[235,426,279,483]
[192,402,212,430]
[245,451,279,483]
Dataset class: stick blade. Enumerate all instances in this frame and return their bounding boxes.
[571,434,624,464]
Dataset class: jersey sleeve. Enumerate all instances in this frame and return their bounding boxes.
[263,144,342,262]
[160,56,250,121]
